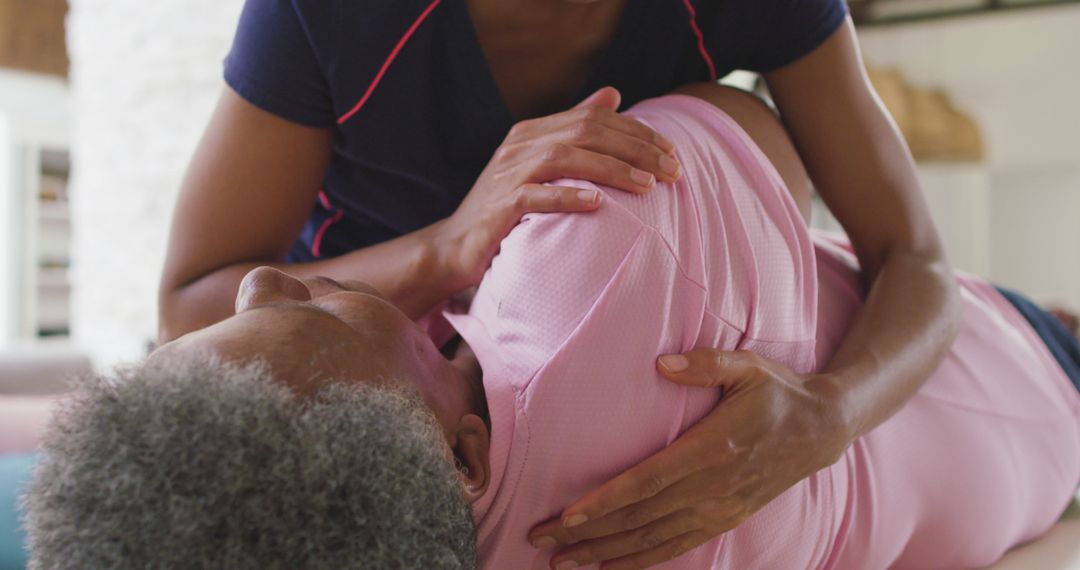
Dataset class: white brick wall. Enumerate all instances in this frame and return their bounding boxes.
[68,0,244,366]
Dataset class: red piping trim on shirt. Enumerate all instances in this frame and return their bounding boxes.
[680,0,717,81]
[311,208,345,258]
[337,0,443,125]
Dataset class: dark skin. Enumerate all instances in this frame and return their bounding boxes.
[159,1,960,567]
[152,267,495,505]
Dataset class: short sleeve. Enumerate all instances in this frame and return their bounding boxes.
[743,0,849,73]
[224,0,336,127]
[447,180,649,385]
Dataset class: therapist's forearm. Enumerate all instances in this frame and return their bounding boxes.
[809,247,960,448]
[762,19,962,453]
[158,221,456,343]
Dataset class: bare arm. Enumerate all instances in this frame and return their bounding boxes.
[160,86,681,343]
[528,19,961,570]
[158,88,455,343]
[764,17,960,439]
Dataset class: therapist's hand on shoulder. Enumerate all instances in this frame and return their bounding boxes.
[529,348,850,570]
[434,86,681,289]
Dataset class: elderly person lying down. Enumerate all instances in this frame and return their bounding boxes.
[23,85,1080,570]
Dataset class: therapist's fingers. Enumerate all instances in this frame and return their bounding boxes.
[600,530,712,570]
[547,124,682,185]
[569,103,677,157]
[569,87,676,156]
[511,183,604,214]
[540,418,715,535]
[541,112,681,184]
[512,90,671,157]
[508,90,679,183]
[657,349,770,388]
[530,479,693,547]
[520,140,661,193]
[529,353,836,569]
[544,510,699,568]
[556,106,680,173]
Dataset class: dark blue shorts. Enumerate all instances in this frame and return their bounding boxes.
[996,286,1080,395]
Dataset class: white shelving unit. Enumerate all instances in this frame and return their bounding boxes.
[21,146,72,339]
[0,69,71,347]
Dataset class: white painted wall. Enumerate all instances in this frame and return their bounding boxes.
[0,70,70,141]
[67,0,244,366]
[857,4,1080,308]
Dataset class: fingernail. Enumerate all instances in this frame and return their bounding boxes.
[563,513,588,528]
[577,189,599,204]
[655,133,676,153]
[659,354,689,372]
[531,536,557,549]
[631,168,655,187]
[556,561,578,570]
[659,154,681,178]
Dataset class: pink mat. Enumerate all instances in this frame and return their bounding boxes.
[0,397,56,454]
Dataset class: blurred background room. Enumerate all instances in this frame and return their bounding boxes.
[3,0,1076,376]
[0,0,1078,567]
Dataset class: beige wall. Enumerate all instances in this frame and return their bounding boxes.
[857,5,1080,309]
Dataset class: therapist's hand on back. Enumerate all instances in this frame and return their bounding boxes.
[434,86,681,289]
[529,349,851,570]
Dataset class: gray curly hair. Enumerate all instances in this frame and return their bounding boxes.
[21,355,477,569]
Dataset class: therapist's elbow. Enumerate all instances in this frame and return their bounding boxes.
[157,284,192,345]
[933,255,963,343]
[156,275,221,346]
[896,245,963,343]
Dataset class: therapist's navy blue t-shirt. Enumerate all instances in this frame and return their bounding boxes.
[223,0,848,262]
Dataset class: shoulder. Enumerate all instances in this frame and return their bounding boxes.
[459,183,683,385]
[696,0,848,72]
[232,0,442,63]
[225,0,450,126]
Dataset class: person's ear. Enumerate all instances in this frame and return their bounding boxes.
[452,413,490,504]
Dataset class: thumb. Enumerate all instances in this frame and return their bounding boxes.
[574,86,621,111]
[656,349,762,388]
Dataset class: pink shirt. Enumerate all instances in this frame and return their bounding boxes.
[812,234,1080,569]
[445,94,1080,568]
[446,94,837,569]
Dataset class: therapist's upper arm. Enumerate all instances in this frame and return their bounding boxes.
[763,18,944,279]
[160,87,333,296]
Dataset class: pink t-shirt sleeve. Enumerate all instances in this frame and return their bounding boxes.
[448,197,727,568]
[451,184,650,388]
[448,94,825,568]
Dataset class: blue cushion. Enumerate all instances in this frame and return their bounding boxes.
[0,453,36,570]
